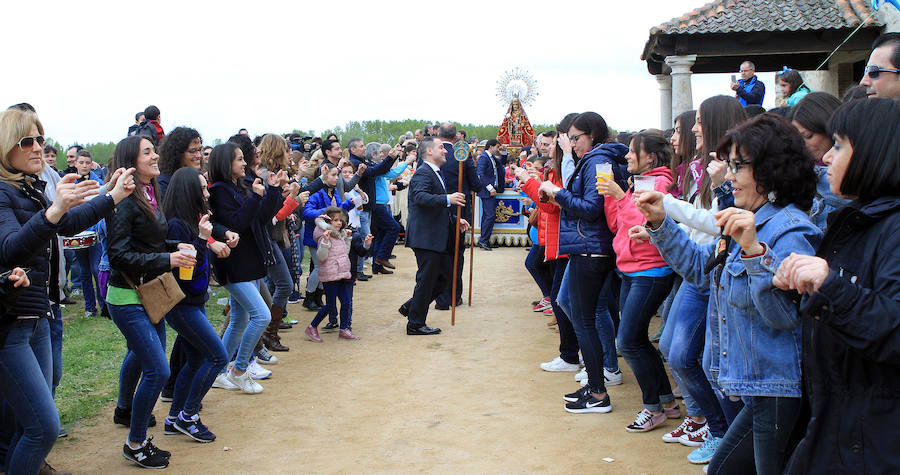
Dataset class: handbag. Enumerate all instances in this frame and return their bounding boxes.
[121,271,185,324]
[528,207,540,227]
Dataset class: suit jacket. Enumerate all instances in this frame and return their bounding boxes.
[405,163,454,253]
[439,142,483,197]
[476,151,506,199]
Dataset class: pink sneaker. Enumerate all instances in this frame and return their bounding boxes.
[664,404,683,419]
[305,325,323,343]
[543,308,554,316]
[338,329,359,340]
[625,409,667,433]
[532,297,551,312]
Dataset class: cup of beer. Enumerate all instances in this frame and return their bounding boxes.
[179,249,197,280]
[595,163,613,185]
[633,175,657,192]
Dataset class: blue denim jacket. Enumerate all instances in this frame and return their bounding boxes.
[648,203,822,397]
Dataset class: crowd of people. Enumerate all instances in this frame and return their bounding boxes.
[0,31,897,474]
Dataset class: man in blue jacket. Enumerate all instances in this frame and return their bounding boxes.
[73,150,104,317]
[731,61,765,106]
[476,139,506,251]
[347,138,398,280]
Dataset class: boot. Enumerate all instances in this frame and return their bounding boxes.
[302,291,321,311]
[262,305,289,352]
[314,288,325,309]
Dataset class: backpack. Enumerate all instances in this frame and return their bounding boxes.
[128,120,158,144]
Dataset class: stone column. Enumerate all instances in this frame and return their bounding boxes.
[665,55,697,122]
[656,74,673,129]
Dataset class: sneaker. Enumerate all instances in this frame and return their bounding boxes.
[163,417,179,435]
[174,413,216,443]
[574,368,587,382]
[532,297,551,312]
[625,409,667,432]
[564,392,612,414]
[338,329,360,340]
[122,437,169,469]
[679,424,710,447]
[287,291,302,304]
[159,389,173,402]
[226,365,264,394]
[58,427,68,438]
[212,373,239,390]
[605,368,624,386]
[687,435,721,464]
[305,325,323,343]
[662,418,707,443]
[563,386,590,403]
[540,357,580,372]
[255,346,279,365]
[85,309,97,318]
[542,308,554,316]
[664,404,683,419]
[285,317,299,325]
[247,358,272,380]
[322,321,339,332]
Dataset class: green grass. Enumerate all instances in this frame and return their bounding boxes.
[56,288,229,428]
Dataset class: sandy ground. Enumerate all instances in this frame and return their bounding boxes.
[51,246,700,474]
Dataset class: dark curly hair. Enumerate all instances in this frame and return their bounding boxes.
[716,113,817,211]
[228,133,257,170]
[158,126,201,175]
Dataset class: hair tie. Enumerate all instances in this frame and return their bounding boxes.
[782,66,792,73]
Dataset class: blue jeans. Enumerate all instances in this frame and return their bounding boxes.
[221,280,271,372]
[372,204,400,260]
[660,282,728,437]
[265,239,292,308]
[525,245,552,298]
[617,273,676,411]
[708,396,802,475]
[109,304,168,444]
[0,319,58,475]
[164,304,228,416]
[75,245,104,311]
[549,258,578,365]
[310,280,354,329]
[49,305,63,396]
[479,196,498,246]
[566,255,615,394]
[357,210,371,273]
[559,263,618,371]
[658,275,682,328]
[306,246,320,293]
[64,249,80,290]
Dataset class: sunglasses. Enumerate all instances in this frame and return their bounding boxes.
[864,65,900,79]
[18,135,45,150]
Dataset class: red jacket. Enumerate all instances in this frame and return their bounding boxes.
[521,169,566,261]
[605,166,673,273]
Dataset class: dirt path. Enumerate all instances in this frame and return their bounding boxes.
[51,247,698,474]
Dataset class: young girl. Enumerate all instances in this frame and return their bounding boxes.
[304,207,372,342]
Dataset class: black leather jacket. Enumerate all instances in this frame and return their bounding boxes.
[106,196,179,290]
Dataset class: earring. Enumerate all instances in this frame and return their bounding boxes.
[767,191,776,202]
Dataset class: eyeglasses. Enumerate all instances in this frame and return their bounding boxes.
[726,159,752,174]
[17,135,45,150]
[864,65,900,79]
[569,132,589,142]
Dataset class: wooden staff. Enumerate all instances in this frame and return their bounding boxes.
[450,159,463,326]
[468,191,475,306]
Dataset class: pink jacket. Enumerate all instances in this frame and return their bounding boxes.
[605,166,674,273]
[313,224,352,282]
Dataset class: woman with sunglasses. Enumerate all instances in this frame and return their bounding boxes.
[776,98,900,474]
[0,109,135,474]
[636,114,822,474]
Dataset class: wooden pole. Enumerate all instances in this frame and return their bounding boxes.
[450,160,463,326]
[468,191,475,306]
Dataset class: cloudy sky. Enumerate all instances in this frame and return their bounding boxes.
[4,0,780,146]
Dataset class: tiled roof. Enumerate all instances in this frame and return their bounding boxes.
[650,0,883,35]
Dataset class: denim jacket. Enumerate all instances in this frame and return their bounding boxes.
[648,202,822,397]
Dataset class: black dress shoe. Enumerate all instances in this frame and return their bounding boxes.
[389,254,397,259]
[357,273,371,281]
[435,304,450,311]
[478,243,493,251]
[398,304,409,316]
[457,297,464,306]
[407,325,441,335]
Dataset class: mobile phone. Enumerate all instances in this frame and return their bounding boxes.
[731,74,737,83]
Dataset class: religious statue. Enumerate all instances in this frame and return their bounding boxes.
[495,68,538,159]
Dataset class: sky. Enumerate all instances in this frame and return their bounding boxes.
[2,0,780,146]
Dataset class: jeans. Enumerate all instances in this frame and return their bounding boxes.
[549,258,578,365]
[164,304,228,416]
[660,282,728,437]
[265,239,292,308]
[310,280,354,329]
[525,245,552,297]
[306,246,320,293]
[109,304,169,444]
[372,204,400,260]
[49,306,63,397]
[658,275,682,328]
[357,210,371,273]
[0,319,58,475]
[617,273,676,411]
[708,396,802,475]
[479,196,498,246]
[559,263,618,371]
[64,248,80,290]
[221,280,271,372]
[566,255,615,394]
[75,245,104,311]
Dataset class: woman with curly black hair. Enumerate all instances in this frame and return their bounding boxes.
[157,126,202,199]
[635,113,823,474]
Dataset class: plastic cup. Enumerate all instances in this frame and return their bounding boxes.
[595,163,613,183]
[179,249,197,280]
[633,176,656,192]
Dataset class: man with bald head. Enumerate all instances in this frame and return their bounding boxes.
[731,61,765,106]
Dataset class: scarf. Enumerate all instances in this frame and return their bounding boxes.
[688,157,706,189]
[143,183,158,212]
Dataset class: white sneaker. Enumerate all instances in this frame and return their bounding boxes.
[540,357,581,372]
[247,358,272,380]
[226,366,264,394]
[212,373,239,390]
[574,368,587,382]
[604,368,623,386]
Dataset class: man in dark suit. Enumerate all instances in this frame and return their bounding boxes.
[399,137,470,335]
[476,139,507,251]
[435,122,483,310]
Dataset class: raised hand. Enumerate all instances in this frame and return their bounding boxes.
[224,231,240,248]
[707,154,727,188]
[46,174,100,224]
[715,207,763,255]
[109,167,137,204]
[198,213,213,240]
[628,224,651,243]
[557,133,572,155]
[296,190,310,205]
[597,176,625,199]
[633,191,667,227]
[252,178,265,196]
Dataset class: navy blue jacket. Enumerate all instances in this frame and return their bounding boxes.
[555,143,629,256]
[405,164,454,253]
[787,197,900,474]
[440,141,483,199]
[347,153,396,213]
[736,75,765,106]
[166,218,210,306]
[476,151,506,199]
[208,181,282,284]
